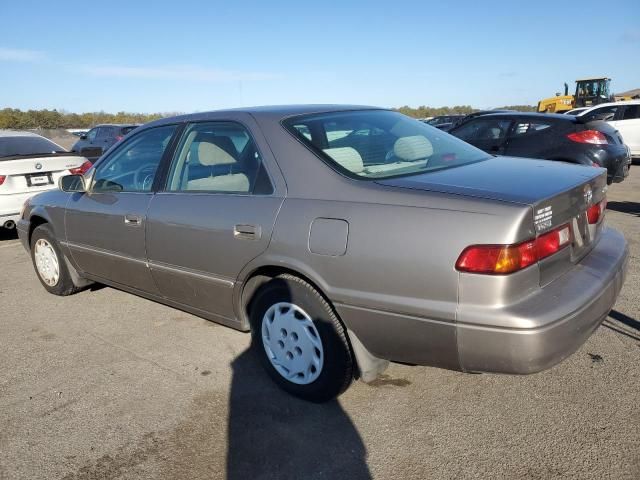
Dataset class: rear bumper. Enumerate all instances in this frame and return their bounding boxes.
[457,227,628,373]
[336,228,628,375]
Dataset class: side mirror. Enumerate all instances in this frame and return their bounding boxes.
[59,174,86,193]
[80,134,88,140]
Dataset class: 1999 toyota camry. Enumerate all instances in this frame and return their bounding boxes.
[17,106,628,402]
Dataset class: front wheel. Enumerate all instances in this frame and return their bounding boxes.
[249,274,354,402]
[30,224,80,296]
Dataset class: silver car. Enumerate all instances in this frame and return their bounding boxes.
[17,106,628,402]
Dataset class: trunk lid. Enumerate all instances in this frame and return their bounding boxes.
[377,156,608,283]
[0,154,86,193]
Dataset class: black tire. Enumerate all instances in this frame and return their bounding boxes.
[30,224,80,296]
[249,274,354,402]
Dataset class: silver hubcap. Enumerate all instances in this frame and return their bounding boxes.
[261,302,324,385]
[34,239,60,286]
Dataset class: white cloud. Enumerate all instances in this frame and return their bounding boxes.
[0,47,44,62]
[78,64,281,82]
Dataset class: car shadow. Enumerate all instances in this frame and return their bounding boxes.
[606,201,640,217]
[0,228,18,242]
[226,348,372,480]
[603,310,640,343]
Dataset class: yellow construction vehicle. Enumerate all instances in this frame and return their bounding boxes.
[537,77,613,113]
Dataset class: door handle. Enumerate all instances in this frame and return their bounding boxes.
[234,224,261,240]
[124,214,142,226]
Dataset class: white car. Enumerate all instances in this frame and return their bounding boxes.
[578,100,640,160]
[0,131,91,229]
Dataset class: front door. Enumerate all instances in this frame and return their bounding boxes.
[65,124,178,293]
[146,120,284,321]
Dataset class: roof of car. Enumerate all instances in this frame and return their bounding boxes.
[578,99,640,115]
[0,129,43,138]
[463,112,576,121]
[144,105,382,128]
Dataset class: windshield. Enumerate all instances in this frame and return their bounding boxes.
[0,135,63,159]
[284,110,490,179]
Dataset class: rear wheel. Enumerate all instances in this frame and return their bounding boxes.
[249,274,354,402]
[30,224,80,296]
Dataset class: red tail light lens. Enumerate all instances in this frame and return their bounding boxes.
[0,175,6,186]
[456,224,571,275]
[587,199,606,224]
[567,130,608,145]
[69,160,92,175]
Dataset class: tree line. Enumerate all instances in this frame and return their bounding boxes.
[0,108,166,129]
[0,105,538,129]
[395,104,536,118]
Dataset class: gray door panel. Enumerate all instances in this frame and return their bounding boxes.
[146,193,283,318]
[65,192,158,293]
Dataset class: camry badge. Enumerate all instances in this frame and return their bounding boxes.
[35,163,42,170]
[583,185,593,205]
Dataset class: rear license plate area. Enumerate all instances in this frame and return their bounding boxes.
[26,173,53,187]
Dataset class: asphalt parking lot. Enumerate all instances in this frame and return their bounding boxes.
[0,169,638,480]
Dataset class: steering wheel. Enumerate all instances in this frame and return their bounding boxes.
[133,163,157,191]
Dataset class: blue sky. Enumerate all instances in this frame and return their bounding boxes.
[1,0,639,113]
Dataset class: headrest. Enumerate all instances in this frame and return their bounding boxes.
[393,136,433,162]
[322,147,364,173]
[193,135,237,166]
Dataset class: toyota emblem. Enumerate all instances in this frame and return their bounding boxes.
[35,163,42,170]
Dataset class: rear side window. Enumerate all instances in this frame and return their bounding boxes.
[622,105,640,120]
[284,110,489,179]
[584,105,618,121]
[0,136,62,159]
[512,122,552,136]
[166,122,272,194]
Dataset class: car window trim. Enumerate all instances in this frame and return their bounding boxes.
[86,123,183,195]
[159,119,276,196]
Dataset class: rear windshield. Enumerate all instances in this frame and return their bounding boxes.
[0,136,63,159]
[283,110,489,179]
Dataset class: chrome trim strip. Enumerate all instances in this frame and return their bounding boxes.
[149,260,234,287]
[63,241,148,266]
[62,241,235,287]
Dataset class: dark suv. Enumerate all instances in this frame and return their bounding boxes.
[71,124,139,161]
[448,112,630,184]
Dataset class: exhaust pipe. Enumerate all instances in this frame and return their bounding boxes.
[3,220,16,230]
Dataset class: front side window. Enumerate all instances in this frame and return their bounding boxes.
[166,122,271,194]
[91,125,176,192]
[622,105,640,120]
[284,110,489,179]
[452,118,512,142]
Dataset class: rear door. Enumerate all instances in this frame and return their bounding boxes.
[503,119,555,158]
[64,124,179,293]
[145,117,284,322]
[610,104,640,157]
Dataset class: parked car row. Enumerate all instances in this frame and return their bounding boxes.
[14,105,629,402]
[71,124,139,161]
[0,130,92,230]
[447,112,631,184]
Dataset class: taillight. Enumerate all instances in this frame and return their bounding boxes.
[587,199,606,224]
[0,175,5,186]
[567,130,608,145]
[456,224,571,275]
[69,160,92,175]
